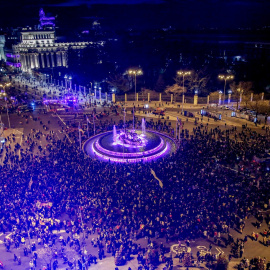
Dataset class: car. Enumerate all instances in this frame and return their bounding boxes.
[152,109,165,116]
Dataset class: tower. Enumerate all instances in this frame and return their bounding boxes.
[39,8,55,30]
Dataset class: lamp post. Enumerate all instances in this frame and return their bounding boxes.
[177,71,191,114]
[99,87,102,103]
[218,75,234,104]
[69,76,72,93]
[128,69,143,103]
[64,75,68,89]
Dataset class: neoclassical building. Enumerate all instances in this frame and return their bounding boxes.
[11,9,104,72]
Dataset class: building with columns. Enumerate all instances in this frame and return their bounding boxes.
[13,29,104,72]
[11,9,105,72]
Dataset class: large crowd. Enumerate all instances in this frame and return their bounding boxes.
[0,91,270,269]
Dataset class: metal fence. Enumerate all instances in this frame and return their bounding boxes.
[115,93,209,104]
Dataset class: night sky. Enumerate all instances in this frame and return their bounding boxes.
[0,0,270,30]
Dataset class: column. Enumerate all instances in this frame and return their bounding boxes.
[261,92,264,100]
[112,93,116,103]
[26,54,31,70]
[125,93,127,102]
[61,51,66,67]
[30,54,35,69]
[182,94,185,105]
[106,92,108,102]
[159,93,162,102]
[99,88,102,102]
[20,54,26,71]
[50,52,55,67]
[41,53,45,68]
[136,93,139,102]
[56,52,59,66]
[56,52,61,66]
[94,88,97,100]
[35,54,39,68]
[250,93,253,102]
[207,95,210,105]
[171,94,173,103]
[228,93,231,104]
[148,93,150,102]
[219,92,222,105]
[46,53,50,68]
[194,94,198,105]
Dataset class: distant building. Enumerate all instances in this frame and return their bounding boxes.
[0,35,6,61]
[11,9,104,72]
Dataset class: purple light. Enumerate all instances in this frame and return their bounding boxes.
[6,62,21,67]
[92,141,169,163]
[84,130,177,163]
[6,54,19,58]
[112,131,147,148]
[95,137,164,158]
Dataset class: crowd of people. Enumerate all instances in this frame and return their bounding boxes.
[0,81,270,269]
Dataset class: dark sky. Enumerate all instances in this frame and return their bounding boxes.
[1,0,270,30]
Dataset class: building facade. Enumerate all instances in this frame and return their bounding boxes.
[0,35,6,61]
[11,9,104,72]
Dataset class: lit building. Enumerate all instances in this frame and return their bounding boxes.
[11,9,104,72]
[0,35,6,61]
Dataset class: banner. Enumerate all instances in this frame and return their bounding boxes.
[150,168,163,188]
[36,201,53,209]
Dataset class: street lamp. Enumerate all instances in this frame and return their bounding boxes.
[177,71,191,114]
[68,76,72,90]
[64,75,68,89]
[218,75,234,104]
[128,69,143,102]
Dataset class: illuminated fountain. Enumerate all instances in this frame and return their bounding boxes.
[84,124,177,163]
[142,118,146,135]
[113,125,117,142]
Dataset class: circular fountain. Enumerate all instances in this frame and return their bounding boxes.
[84,119,177,163]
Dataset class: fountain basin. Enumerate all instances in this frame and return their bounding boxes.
[84,130,177,163]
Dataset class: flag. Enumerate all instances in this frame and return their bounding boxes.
[150,168,163,188]
[28,177,33,189]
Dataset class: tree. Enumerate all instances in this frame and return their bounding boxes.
[154,72,166,93]
[247,94,270,118]
[209,91,221,104]
[164,83,185,101]
[229,81,253,109]
[107,73,130,93]
[174,69,210,95]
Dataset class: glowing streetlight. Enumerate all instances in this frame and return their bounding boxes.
[128,69,143,102]
[218,75,234,104]
[177,71,191,114]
